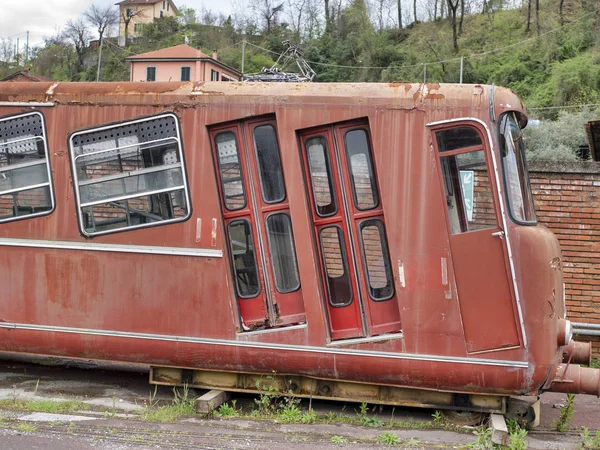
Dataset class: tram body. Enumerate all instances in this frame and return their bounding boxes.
[0,82,594,416]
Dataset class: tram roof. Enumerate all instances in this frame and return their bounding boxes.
[0,82,526,124]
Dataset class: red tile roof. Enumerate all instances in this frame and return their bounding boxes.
[1,69,54,82]
[126,44,211,60]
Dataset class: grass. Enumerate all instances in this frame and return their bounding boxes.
[16,422,38,433]
[0,398,86,414]
[139,384,197,423]
[378,431,401,445]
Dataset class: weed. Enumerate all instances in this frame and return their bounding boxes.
[278,393,303,423]
[378,432,401,445]
[301,408,317,424]
[554,393,576,432]
[253,376,280,416]
[33,379,40,395]
[214,400,239,418]
[140,383,196,423]
[580,427,600,449]
[355,402,384,427]
[406,437,421,447]
[507,419,528,450]
[590,359,600,369]
[331,435,347,444]
[432,410,445,427]
[16,422,37,433]
[467,427,493,449]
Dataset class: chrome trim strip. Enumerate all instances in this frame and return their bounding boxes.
[0,158,46,174]
[0,102,55,107]
[0,322,528,368]
[236,323,308,337]
[0,238,222,258]
[77,163,182,186]
[426,117,528,348]
[80,185,186,208]
[327,332,403,347]
[0,182,50,197]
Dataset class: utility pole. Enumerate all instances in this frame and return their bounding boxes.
[96,35,103,82]
[25,31,29,65]
[241,39,246,75]
[459,56,464,84]
[15,38,19,65]
[423,64,426,83]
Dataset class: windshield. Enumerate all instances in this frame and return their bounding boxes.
[499,112,537,224]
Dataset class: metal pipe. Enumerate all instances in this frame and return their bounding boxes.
[574,329,600,336]
[549,364,600,397]
[562,341,592,366]
[573,322,600,330]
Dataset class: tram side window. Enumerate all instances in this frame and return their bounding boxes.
[306,136,337,217]
[359,219,394,301]
[69,113,191,236]
[320,226,353,306]
[0,112,54,223]
[228,219,261,298]
[344,129,379,210]
[437,128,496,234]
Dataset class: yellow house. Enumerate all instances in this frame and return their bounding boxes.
[116,0,179,40]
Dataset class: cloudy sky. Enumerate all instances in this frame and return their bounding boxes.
[1,0,234,49]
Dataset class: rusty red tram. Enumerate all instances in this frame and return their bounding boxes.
[0,81,595,423]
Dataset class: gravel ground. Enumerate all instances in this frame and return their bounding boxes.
[0,352,595,449]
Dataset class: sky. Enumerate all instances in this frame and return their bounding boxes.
[0,0,234,49]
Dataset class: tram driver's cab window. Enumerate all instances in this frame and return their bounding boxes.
[499,112,537,224]
[436,127,496,234]
[69,113,191,236]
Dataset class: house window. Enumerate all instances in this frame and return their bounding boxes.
[126,8,133,17]
[167,1,170,11]
[211,69,220,81]
[181,66,191,82]
[134,23,145,33]
[146,66,156,81]
[69,113,191,236]
[0,112,54,223]
[163,1,165,8]
[160,10,164,18]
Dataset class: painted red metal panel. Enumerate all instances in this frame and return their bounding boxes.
[0,81,573,397]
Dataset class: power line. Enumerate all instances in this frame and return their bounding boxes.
[528,103,600,111]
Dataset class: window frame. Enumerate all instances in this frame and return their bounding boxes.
[305,135,338,218]
[211,69,220,81]
[342,127,380,211]
[228,218,261,299]
[180,66,191,82]
[319,224,354,308]
[0,110,55,224]
[498,112,538,226]
[146,66,156,81]
[265,212,301,294]
[358,218,396,302]
[68,112,192,237]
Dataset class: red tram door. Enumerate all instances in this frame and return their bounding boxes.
[211,119,305,330]
[300,122,401,340]
[431,122,521,353]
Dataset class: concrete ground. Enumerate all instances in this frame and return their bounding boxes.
[0,352,595,449]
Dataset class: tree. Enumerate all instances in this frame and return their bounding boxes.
[84,4,119,81]
[446,0,460,52]
[398,0,403,27]
[413,0,418,23]
[525,0,532,32]
[254,0,285,32]
[121,7,145,46]
[63,19,90,76]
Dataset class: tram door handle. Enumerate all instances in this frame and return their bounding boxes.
[491,230,505,239]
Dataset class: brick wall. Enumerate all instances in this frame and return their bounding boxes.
[529,161,600,356]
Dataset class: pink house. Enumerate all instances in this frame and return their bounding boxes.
[126,44,241,82]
